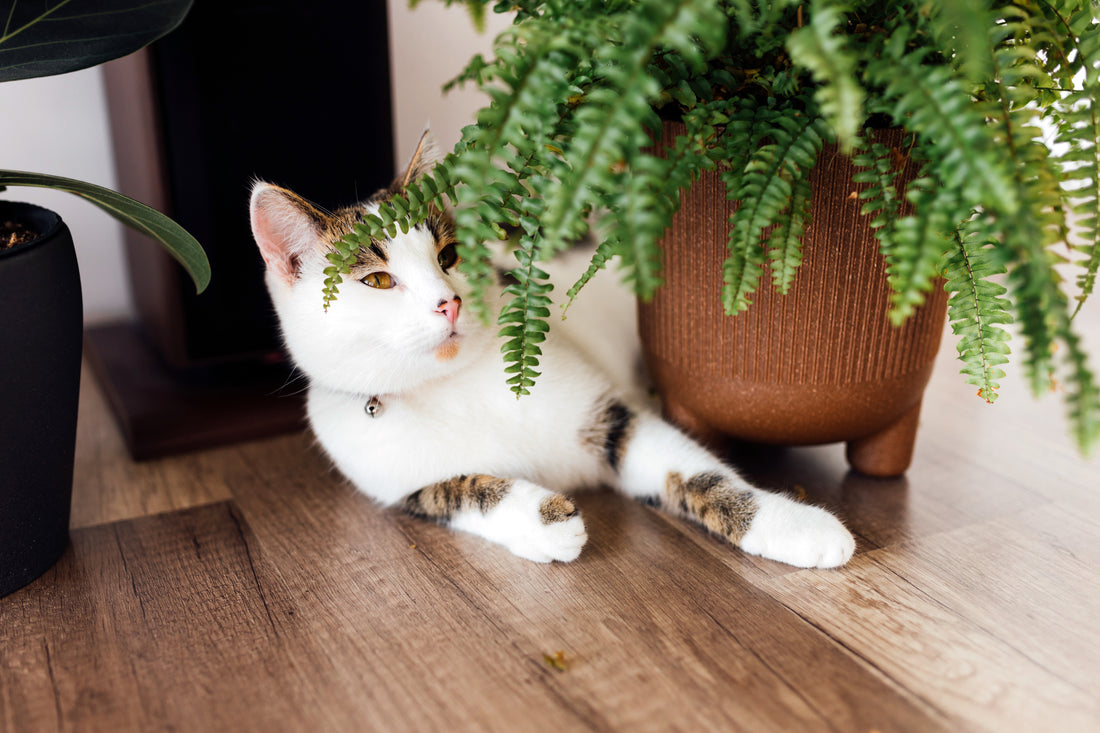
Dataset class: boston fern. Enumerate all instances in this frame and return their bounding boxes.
[329,0,1100,454]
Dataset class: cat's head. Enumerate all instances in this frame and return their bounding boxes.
[249,131,491,395]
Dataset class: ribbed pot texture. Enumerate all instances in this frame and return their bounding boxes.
[638,124,948,477]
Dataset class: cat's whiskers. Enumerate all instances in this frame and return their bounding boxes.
[273,366,311,397]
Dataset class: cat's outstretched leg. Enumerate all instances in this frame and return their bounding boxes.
[400,474,587,563]
[592,400,855,568]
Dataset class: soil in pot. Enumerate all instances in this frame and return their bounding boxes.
[2,220,39,249]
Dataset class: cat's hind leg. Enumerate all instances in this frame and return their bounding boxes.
[592,399,855,569]
[400,474,587,563]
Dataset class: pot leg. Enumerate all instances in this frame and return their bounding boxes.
[661,394,726,452]
[845,400,923,478]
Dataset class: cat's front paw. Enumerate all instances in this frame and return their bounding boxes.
[450,481,587,563]
[739,497,855,569]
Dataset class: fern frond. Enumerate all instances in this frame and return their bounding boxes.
[536,0,726,256]
[1007,255,1062,396]
[482,0,729,389]
[766,175,812,294]
[786,0,865,151]
[566,97,727,309]
[942,228,1013,402]
[1029,3,1100,451]
[880,178,954,324]
[715,99,780,204]
[723,109,829,313]
[320,158,459,310]
[497,198,552,397]
[444,53,491,93]
[854,138,958,325]
[853,138,908,261]
[1073,212,1100,316]
[1060,323,1100,454]
[1039,1,1100,315]
[563,236,617,312]
[978,4,1073,393]
[864,26,1018,217]
[1063,81,1100,318]
[922,0,996,83]
[603,155,675,301]
[447,22,593,315]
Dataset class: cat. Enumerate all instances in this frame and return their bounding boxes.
[248,131,856,568]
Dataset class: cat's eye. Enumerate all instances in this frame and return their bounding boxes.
[361,272,395,289]
[437,243,459,272]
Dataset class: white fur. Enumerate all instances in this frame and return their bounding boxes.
[740,497,857,569]
[618,413,854,567]
[250,162,855,569]
[450,481,587,563]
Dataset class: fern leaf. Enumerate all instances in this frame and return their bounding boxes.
[715,100,779,205]
[942,228,1013,402]
[881,178,954,325]
[604,155,676,301]
[853,139,907,258]
[723,110,829,313]
[449,19,593,254]
[319,155,459,310]
[536,0,726,256]
[1007,256,1060,396]
[979,4,1074,393]
[566,97,726,310]
[497,200,554,397]
[786,0,865,151]
[564,237,617,312]
[766,176,812,294]
[1060,323,1100,454]
[1041,2,1100,316]
[1074,223,1100,316]
[923,0,996,83]
[865,27,1018,218]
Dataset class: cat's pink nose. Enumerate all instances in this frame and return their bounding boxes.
[436,295,461,325]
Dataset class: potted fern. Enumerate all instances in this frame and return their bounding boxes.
[0,0,209,598]
[330,0,1100,471]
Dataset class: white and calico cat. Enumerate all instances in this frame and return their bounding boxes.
[248,132,856,568]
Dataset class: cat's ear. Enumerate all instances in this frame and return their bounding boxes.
[395,128,443,190]
[250,182,331,286]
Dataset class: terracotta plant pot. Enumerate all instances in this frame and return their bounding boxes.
[638,125,948,477]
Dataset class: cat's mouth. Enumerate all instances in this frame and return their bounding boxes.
[434,331,462,362]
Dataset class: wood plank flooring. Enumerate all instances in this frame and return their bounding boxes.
[3,303,1099,732]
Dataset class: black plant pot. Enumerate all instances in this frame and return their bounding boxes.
[0,201,81,598]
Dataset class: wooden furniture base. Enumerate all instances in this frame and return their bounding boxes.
[84,322,305,460]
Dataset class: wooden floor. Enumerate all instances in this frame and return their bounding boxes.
[3,305,1099,733]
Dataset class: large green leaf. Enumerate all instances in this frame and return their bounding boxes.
[0,0,193,82]
[0,169,209,292]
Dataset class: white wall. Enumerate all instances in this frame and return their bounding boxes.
[0,67,132,323]
[0,3,503,323]
[386,0,510,170]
